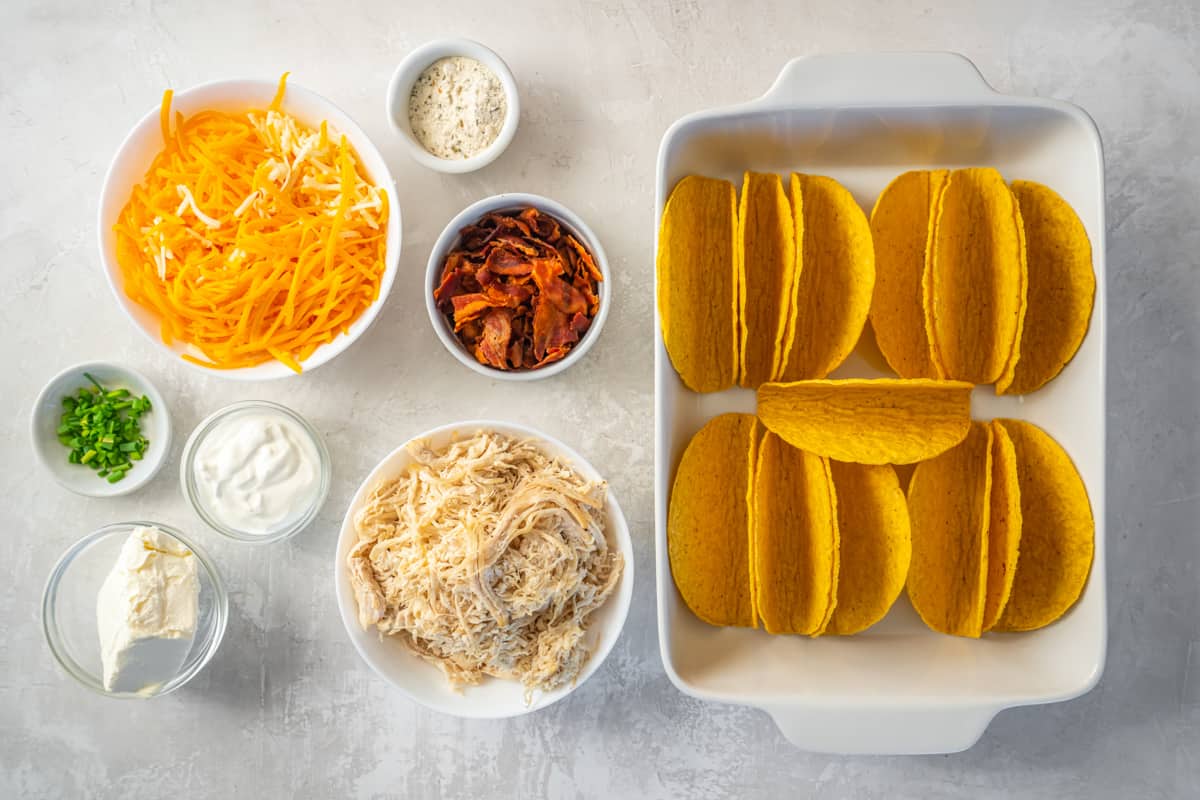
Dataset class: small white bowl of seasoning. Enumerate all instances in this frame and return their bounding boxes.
[387,38,519,174]
[180,401,331,544]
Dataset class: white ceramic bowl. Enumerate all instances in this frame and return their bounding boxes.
[98,78,403,380]
[425,193,611,381]
[386,38,520,173]
[334,420,634,718]
[31,362,171,497]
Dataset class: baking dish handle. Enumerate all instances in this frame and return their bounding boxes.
[756,52,997,107]
[765,704,1000,755]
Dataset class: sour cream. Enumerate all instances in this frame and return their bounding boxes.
[191,409,323,536]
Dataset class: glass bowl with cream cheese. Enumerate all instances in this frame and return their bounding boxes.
[180,401,331,544]
[41,522,228,698]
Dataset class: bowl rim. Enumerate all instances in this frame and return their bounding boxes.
[97,76,403,381]
[41,521,229,699]
[29,360,172,498]
[179,399,332,544]
[333,418,634,718]
[386,38,520,174]
[423,193,612,381]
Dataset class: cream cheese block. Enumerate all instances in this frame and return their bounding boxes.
[96,526,199,693]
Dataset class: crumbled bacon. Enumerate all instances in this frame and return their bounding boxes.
[477,308,513,369]
[434,207,603,371]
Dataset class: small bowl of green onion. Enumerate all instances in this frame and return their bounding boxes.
[31,362,171,497]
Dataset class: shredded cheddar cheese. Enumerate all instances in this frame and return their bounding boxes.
[114,74,389,372]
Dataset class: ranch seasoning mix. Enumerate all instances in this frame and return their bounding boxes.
[408,56,508,159]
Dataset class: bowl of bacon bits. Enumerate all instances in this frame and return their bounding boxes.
[426,194,609,380]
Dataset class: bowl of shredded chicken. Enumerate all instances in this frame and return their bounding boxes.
[336,422,632,717]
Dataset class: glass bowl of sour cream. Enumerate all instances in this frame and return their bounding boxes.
[180,401,331,544]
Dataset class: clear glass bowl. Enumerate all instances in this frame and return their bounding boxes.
[180,400,331,544]
[42,522,228,698]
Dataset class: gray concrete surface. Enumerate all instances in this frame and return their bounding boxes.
[1,0,1197,797]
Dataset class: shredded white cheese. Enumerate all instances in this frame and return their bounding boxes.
[174,185,221,229]
[233,190,259,218]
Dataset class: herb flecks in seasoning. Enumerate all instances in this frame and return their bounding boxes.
[58,374,151,483]
[408,56,507,160]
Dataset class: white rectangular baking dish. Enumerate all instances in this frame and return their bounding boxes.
[653,52,1106,755]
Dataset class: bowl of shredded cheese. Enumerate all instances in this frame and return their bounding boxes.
[334,420,634,718]
[98,76,402,379]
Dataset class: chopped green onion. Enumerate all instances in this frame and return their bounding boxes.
[56,376,152,482]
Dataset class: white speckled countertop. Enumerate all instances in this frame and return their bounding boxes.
[3,0,1198,797]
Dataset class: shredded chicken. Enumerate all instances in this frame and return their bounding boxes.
[348,430,622,698]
